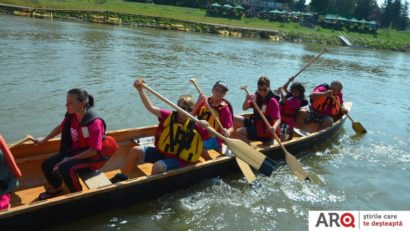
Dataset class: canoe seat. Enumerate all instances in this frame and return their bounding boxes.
[207,149,221,159]
[79,170,111,189]
[293,128,310,137]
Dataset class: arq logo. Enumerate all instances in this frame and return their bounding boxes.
[315,212,356,228]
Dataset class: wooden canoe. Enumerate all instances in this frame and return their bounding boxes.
[0,103,352,229]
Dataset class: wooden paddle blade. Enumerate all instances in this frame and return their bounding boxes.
[352,122,367,134]
[284,151,309,181]
[225,138,276,177]
[235,157,256,183]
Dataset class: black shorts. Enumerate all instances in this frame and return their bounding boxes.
[244,117,273,142]
[305,109,326,124]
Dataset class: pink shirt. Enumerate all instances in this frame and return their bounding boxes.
[195,100,233,147]
[0,194,10,210]
[60,115,105,152]
[248,94,280,121]
[196,100,233,130]
[313,85,344,104]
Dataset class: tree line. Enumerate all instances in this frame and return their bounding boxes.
[307,0,409,30]
[128,0,409,30]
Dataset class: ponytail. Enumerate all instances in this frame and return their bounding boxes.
[67,88,94,109]
[87,95,94,108]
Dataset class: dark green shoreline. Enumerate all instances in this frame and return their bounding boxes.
[1,3,409,52]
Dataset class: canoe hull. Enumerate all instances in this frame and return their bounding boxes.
[0,104,350,229]
[0,157,238,229]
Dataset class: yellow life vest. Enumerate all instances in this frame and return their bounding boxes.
[197,99,232,131]
[155,112,203,162]
[198,105,222,131]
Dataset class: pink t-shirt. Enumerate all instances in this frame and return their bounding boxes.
[196,100,233,147]
[0,194,10,210]
[196,100,233,130]
[248,94,280,121]
[60,115,105,152]
[314,85,344,104]
[218,103,233,129]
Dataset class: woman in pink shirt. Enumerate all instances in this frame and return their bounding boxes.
[235,76,281,143]
[34,89,107,200]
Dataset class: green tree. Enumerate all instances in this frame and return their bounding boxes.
[398,1,409,29]
[333,0,356,15]
[310,0,329,13]
[294,0,306,11]
[380,0,409,30]
[354,0,379,20]
[287,0,296,9]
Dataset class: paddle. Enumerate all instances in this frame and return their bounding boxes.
[241,86,309,181]
[330,95,367,134]
[141,82,276,177]
[190,78,256,183]
[9,135,34,150]
[274,48,329,96]
[289,48,329,80]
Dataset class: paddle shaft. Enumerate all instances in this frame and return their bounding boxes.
[330,95,354,123]
[142,82,276,177]
[242,87,309,180]
[290,48,329,80]
[9,135,33,150]
[190,79,225,130]
[190,79,256,183]
[142,83,225,141]
[242,88,287,153]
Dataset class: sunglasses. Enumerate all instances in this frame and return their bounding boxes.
[180,106,193,112]
[258,87,269,92]
[213,86,227,93]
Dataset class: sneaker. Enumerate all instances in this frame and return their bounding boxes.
[110,173,128,183]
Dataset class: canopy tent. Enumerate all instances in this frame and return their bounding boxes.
[359,19,369,24]
[269,9,282,14]
[290,11,302,16]
[324,14,338,20]
[211,3,221,7]
[337,16,349,22]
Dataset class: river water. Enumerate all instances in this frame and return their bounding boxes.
[1,14,409,230]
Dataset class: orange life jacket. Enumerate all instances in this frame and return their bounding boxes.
[310,84,341,117]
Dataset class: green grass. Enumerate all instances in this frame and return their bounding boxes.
[1,0,409,50]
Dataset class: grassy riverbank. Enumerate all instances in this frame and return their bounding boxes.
[1,0,409,51]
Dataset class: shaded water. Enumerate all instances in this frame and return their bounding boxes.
[1,14,409,230]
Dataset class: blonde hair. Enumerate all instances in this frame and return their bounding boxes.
[177,95,194,108]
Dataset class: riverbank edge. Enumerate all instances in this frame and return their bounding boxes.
[1,3,409,52]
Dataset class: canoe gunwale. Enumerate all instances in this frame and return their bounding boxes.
[0,103,352,229]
